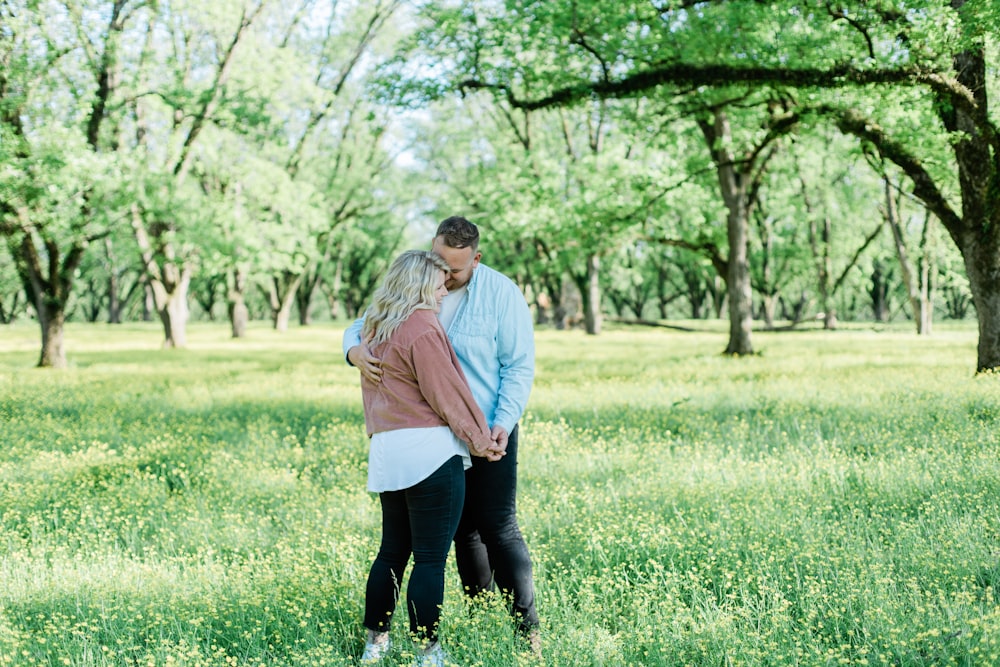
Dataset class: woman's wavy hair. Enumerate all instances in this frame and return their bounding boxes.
[362,250,450,347]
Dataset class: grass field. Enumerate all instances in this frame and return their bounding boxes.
[1,320,999,666]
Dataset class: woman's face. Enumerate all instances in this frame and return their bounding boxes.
[433,270,448,312]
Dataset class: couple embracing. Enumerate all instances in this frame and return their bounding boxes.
[343,217,540,666]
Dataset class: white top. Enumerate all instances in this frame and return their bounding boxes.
[437,284,467,332]
[367,425,472,493]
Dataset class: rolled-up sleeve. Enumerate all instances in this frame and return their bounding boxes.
[493,285,534,433]
[341,315,365,364]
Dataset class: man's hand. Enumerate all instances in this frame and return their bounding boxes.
[491,425,509,452]
[470,427,507,462]
[347,343,382,383]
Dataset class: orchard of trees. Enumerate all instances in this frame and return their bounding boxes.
[2,1,997,371]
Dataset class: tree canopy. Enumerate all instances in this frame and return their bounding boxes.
[401,0,1000,370]
[2,0,997,372]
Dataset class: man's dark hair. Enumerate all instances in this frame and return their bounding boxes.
[435,216,480,252]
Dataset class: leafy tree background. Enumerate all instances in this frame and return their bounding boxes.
[3,0,997,372]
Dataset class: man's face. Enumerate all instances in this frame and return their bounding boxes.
[432,238,481,291]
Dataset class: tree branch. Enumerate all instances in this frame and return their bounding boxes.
[832,221,883,295]
[461,62,930,111]
[461,60,998,157]
[822,105,965,245]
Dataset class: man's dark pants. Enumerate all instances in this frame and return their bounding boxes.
[454,425,539,633]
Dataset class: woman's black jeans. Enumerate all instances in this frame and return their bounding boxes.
[364,455,465,642]
[454,425,539,633]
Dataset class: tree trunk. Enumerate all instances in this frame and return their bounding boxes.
[948,44,999,370]
[699,111,755,354]
[964,239,1000,373]
[724,196,754,353]
[755,208,778,330]
[36,302,67,369]
[869,260,890,322]
[229,298,249,338]
[917,223,934,335]
[11,228,84,368]
[884,180,934,335]
[761,294,776,329]
[711,277,727,319]
[542,274,569,329]
[150,271,191,348]
[107,273,122,324]
[141,260,190,348]
[228,266,249,338]
[106,238,123,324]
[583,253,601,335]
[534,292,551,325]
[0,290,21,324]
[689,290,704,319]
[328,257,343,321]
[142,282,154,322]
[269,273,303,332]
[296,271,320,326]
[821,218,837,330]
[809,214,837,331]
[132,206,190,348]
[656,264,671,319]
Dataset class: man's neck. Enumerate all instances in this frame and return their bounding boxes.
[438,283,468,332]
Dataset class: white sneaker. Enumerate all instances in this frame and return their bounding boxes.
[361,637,391,663]
[412,640,448,667]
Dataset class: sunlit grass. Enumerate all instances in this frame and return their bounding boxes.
[1,320,999,665]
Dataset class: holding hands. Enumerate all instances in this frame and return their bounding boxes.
[472,425,508,462]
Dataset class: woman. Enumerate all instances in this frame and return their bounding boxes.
[359,250,501,666]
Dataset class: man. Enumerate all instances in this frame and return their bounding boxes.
[343,216,540,652]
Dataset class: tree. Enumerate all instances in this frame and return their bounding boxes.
[745,144,819,329]
[792,140,886,330]
[326,215,403,319]
[1,1,131,367]
[124,0,274,348]
[604,242,655,320]
[75,235,145,323]
[695,105,790,352]
[880,174,936,334]
[240,0,404,331]
[421,0,1000,372]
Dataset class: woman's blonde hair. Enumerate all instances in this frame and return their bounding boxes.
[362,250,450,346]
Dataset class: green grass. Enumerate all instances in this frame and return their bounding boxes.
[2,320,1000,666]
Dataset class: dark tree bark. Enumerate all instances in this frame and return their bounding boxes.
[697,110,771,354]
[228,266,250,338]
[267,272,304,332]
[570,253,602,335]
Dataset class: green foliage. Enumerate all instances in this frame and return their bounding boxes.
[0,243,24,323]
[2,322,1000,665]
[329,214,405,318]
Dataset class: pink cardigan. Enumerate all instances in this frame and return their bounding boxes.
[361,309,492,453]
